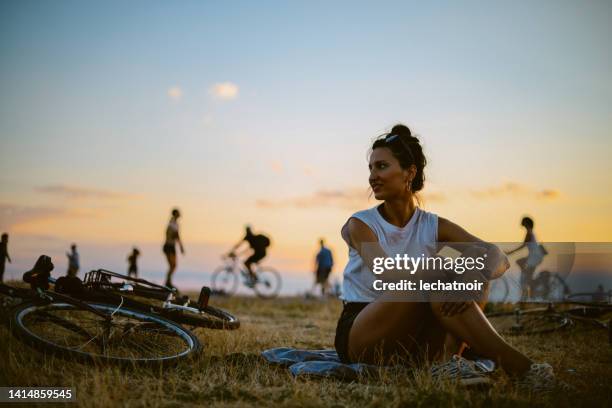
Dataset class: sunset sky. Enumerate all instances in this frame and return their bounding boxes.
[1,1,611,290]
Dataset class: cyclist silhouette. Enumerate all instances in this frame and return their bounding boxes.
[506,216,546,299]
[229,225,271,286]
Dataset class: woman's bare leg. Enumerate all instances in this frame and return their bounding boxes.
[165,253,176,286]
[349,302,436,364]
[348,300,533,375]
[349,301,462,364]
[430,301,532,375]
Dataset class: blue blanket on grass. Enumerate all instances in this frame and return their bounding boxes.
[261,347,378,380]
[261,347,496,381]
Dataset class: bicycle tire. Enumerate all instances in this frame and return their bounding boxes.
[253,266,282,299]
[489,277,509,303]
[487,309,571,335]
[564,305,611,331]
[164,300,240,330]
[566,292,612,305]
[531,272,570,302]
[211,266,239,296]
[10,301,201,365]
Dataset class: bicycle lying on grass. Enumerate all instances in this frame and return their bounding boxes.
[486,292,612,341]
[211,253,281,298]
[81,268,240,330]
[1,255,241,365]
[1,256,201,365]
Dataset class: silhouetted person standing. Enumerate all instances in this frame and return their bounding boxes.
[313,239,334,296]
[0,233,11,282]
[127,247,140,278]
[163,208,184,289]
[66,243,79,277]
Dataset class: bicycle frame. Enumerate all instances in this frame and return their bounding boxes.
[1,281,113,323]
[84,268,213,314]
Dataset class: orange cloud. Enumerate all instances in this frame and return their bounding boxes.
[469,182,560,200]
[269,161,283,174]
[256,188,368,210]
[210,82,239,100]
[36,185,138,200]
[256,188,447,210]
[167,86,183,101]
[0,203,98,230]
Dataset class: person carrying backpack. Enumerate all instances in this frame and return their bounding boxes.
[229,225,271,286]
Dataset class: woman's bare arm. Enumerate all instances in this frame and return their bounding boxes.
[438,217,509,280]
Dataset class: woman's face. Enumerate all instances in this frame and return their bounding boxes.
[369,147,413,201]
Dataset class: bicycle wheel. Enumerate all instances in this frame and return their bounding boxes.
[10,301,201,365]
[487,309,570,335]
[253,266,281,299]
[164,300,240,330]
[211,266,239,296]
[489,277,509,303]
[566,292,612,305]
[531,272,570,302]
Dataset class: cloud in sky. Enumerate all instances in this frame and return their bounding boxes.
[0,203,96,230]
[36,185,137,200]
[255,188,446,210]
[469,182,560,200]
[167,86,183,101]
[269,161,283,174]
[256,188,370,210]
[256,181,558,211]
[209,82,239,100]
[202,113,214,126]
[421,192,447,203]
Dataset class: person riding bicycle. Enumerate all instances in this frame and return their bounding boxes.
[229,226,271,287]
[505,216,546,299]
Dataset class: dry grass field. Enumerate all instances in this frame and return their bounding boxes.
[1,292,611,407]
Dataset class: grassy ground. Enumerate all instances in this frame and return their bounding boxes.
[1,292,611,407]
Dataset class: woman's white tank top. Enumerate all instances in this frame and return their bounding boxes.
[526,232,544,267]
[340,205,439,302]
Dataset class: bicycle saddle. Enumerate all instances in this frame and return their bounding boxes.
[22,255,54,290]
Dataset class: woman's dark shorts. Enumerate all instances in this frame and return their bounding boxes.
[163,243,176,255]
[334,302,370,363]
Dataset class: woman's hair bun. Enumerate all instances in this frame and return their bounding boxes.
[370,123,426,193]
[391,124,419,143]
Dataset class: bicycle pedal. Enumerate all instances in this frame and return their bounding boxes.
[198,287,211,310]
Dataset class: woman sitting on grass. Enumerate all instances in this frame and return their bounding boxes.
[334,124,560,390]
